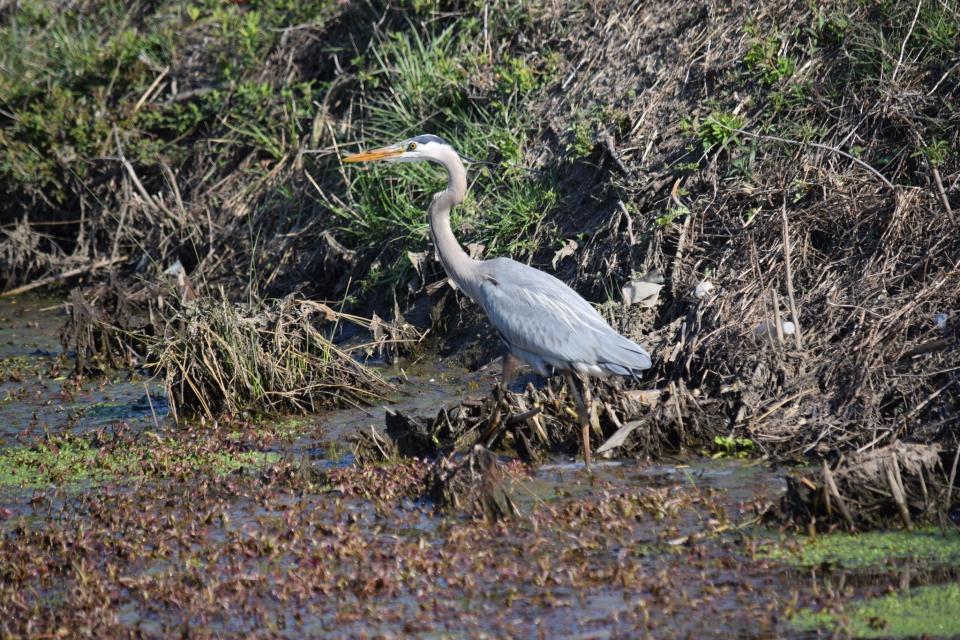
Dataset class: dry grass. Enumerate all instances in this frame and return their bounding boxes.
[528,0,959,458]
[149,295,392,420]
[5,0,958,458]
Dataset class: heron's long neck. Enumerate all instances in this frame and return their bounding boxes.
[429,149,480,300]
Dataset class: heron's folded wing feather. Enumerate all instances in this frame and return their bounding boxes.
[476,259,622,367]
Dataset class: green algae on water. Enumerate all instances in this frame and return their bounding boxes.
[0,436,279,488]
[766,529,960,568]
[790,583,960,638]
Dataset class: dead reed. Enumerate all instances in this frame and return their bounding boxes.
[150,295,392,420]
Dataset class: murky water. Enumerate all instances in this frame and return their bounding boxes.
[1,295,957,638]
[0,296,167,443]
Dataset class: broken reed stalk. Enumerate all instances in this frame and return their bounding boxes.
[780,200,803,351]
[772,289,784,344]
[890,0,923,85]
[668,381,684,441]
[930,165,955,223]
[885,452,913,529]
[821,460,855,530]
[912,130,956,224]
[947,444,960,508]
[113,127,173,218]
[1,256,127,297]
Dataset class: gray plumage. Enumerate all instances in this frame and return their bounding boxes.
[477,257,651,378]
[410,134,448,146]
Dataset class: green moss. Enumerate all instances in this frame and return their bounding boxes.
[766,529,960,568]
[0,435,279,488]
[790,583,960,638]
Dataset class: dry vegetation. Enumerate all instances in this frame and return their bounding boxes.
[0,0,957,464]
[2,6,960,635]
[150,295,392,419]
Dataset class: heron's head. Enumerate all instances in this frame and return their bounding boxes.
[343,134,452,165]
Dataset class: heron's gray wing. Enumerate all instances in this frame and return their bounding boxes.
[476,258,651,374]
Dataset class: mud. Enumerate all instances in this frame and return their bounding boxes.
[1,296,959,639]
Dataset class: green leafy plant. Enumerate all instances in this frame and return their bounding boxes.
[744,31,796,84]
[697,112,745,152]
[917,138,950,168]
[568,119,595,158]
[712,435,755,458]
[655,206,688,227]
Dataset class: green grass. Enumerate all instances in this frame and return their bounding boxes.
[332,16,560,291]
[1,0,564,299]
[765,529,960,568]
[790,583,960,638]
[0,0,332,210]
[743,27,796,85]
[0,434,279,488]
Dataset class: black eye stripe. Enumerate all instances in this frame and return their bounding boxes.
[411,134,446,145]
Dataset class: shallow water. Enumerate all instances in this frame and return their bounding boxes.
[0,296,167,443]
[0,295,957,639]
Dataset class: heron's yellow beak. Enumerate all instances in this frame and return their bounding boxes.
[342,145,404,163]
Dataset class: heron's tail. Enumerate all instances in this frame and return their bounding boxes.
[598,334,652,378]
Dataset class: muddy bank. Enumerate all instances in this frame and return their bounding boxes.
[2,0,957,468]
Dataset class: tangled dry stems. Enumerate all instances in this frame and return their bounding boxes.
[2,0,957,462]
[60,280,392,420]
[151,295,392,420]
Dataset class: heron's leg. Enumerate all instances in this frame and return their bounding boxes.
[494,353,519,417]
[563,371,593,472]
[500,353,519,393]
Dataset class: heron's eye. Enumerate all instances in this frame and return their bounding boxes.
[407,142,417,151]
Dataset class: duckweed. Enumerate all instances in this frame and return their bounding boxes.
[0,435,279,487]
[790,583,960,638]
[766,529,960,568]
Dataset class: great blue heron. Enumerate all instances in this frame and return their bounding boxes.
[344,134,651,469]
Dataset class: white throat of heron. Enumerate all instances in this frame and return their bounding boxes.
[426,144,479,301]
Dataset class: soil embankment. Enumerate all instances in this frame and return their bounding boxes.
[2,0,956,462]
[0,1,959,635]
